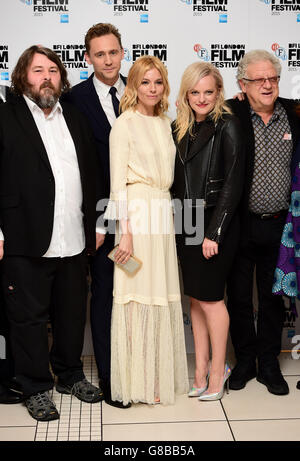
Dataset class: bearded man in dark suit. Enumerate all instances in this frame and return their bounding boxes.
[0,46,104,421]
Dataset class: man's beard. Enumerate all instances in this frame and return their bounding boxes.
[26,81,61,110]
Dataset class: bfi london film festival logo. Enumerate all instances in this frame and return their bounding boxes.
[100,0,149,23]
[0,45,9,82]
[271,42,300,70]
[180,0,228,23]
[124,43,167,63]
[53,44,88,80]
[272,42,300,98]
[260,0,300,19]
[194,42,246,68]
[19,0,69,22]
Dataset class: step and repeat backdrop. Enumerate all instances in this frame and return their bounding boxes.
[1,0,300,352]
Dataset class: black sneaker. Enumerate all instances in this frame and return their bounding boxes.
[56,378,104,403]
[229,362,257,390]
[257,365,289,395]
[25,392,59,421]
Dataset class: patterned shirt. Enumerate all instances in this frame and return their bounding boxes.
[249,101,293,214]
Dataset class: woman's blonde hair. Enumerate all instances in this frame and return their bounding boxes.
[120,55,169,116]
[175,62,231,143]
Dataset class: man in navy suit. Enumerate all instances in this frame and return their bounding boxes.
[0,85,24,405]
[63,23,129,408]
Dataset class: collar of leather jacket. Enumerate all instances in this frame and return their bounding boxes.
[178,118,215,163]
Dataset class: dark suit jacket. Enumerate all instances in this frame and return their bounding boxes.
[227,96,300,245]
[62,73,127,199]
[0,96,97,257]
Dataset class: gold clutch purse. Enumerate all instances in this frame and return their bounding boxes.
[108,245,142,276]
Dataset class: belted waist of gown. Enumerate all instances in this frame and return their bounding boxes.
[127,182,170,193]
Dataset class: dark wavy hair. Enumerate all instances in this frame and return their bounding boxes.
[11,45,70,96]
[84,23,122,55]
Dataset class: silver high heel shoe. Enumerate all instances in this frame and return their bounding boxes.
[198,364,231,401]
[188,380,208,398]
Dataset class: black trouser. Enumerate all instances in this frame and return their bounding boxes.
[2,253,88,397]
[0,264,14,383]
[90,232,114,385]
[227,212,286,369]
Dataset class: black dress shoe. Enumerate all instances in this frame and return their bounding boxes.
[257,365,289,395]
[4,377,23,394]
[296,380,300,390]
[229,362,257,390]
[0,384,24,404]
[105,395,132,409]
[99,380,131,409]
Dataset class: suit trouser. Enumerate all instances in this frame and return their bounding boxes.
[1,253,88,397]
[226,212,286,368]
[90,232,114,384]
[0,264,14,382]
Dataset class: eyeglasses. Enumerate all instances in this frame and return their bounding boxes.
[243,76,280,86]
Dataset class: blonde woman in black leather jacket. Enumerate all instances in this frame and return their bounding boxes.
[172,62,245,401]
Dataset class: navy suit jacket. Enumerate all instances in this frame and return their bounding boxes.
[62,73,127,200]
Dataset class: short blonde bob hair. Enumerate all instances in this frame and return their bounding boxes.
[120,55,169,116]
[175,61,231,143]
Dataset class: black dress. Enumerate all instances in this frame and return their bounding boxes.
[173,119,244,302]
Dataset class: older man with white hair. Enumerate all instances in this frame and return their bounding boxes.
[226,50,300,396]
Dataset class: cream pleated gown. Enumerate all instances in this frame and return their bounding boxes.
[104,109,189,405]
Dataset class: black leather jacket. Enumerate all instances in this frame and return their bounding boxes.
[171,114,245,243]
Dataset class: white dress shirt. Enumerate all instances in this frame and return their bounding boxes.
[22,95,85,257]
[93,74,126,235]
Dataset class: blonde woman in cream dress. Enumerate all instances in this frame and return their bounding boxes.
[104,56,188,405]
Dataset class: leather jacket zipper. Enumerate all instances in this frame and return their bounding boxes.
[207,189,222,195]
[204,135,215,202]
[217,211,228,239]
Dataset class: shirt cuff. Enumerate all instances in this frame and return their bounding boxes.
[96,226,106,235]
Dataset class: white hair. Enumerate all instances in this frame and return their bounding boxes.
[237,49,281,81]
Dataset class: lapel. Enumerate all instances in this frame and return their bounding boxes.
[81,74,111,141]
[13,96,52,173]
[177,130,189,163]
[234,97,255,175]
[80,73,127,143]
[62,102,85,177]
[179,120,215,163]
[120,74,127,86]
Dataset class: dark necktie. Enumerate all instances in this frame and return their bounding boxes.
[109,86,120,118]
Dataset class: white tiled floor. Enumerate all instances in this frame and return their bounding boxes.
[0,353,300,442]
